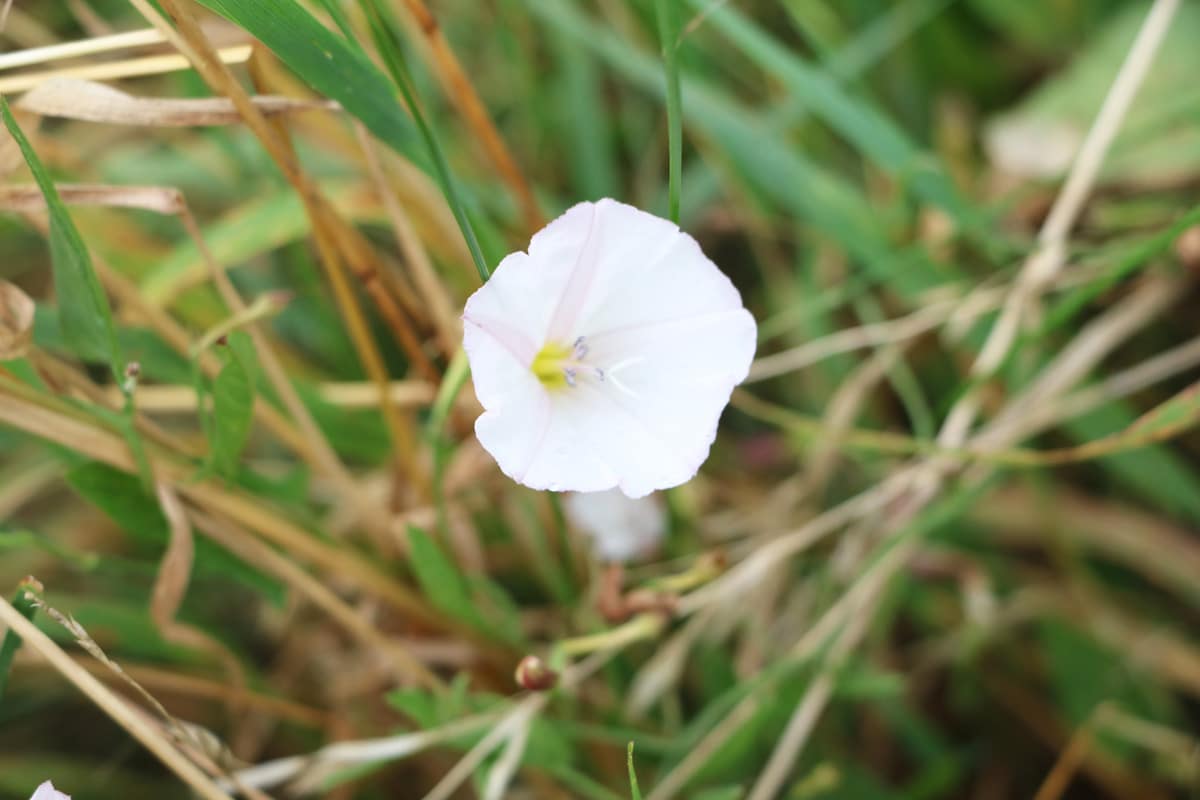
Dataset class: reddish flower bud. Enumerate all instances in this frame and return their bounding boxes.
[514,655,558,691]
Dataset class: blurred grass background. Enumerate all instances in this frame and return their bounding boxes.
[0,0,1198,798]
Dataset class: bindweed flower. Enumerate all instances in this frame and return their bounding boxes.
[29,782,70,800]
[564,489,666,562]
[463,199,756,497]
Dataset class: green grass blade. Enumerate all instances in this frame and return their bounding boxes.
[358,0,491,282]
[191,0,426,169]
[655,0,683,223]
[687,0,976,230]
[1062,402,1200,524]
[552,34,619,199]
[527,0,945,295]
[627,742,643,800]
[1,98,122,379]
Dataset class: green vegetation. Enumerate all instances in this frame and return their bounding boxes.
[0,1,1198,798]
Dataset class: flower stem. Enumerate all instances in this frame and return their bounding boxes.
[655,0,683,224]
[555,613,666,659]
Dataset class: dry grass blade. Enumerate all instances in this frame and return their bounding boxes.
[17,77,338,126]
[974,486,1200,603]
[0,45,253,93]
[13,650,328,727]
[992,380,1200,466]
[0,382,480,648]
[0,28,166,70]
[230,712,501,792]
[354,123,460,358]
[0,280,34,360]
[941,0,1180,447]
[186,507,443,690]
[132,0,437,483]
[108,380,437,413]
[0,592,234,800]
[0,183,184,214]
[396,0,542,233]
[147,486,248,708]
[150,483,195,629]
[0,125,20,177]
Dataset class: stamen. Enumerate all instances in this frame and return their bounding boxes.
[532,337,603,390]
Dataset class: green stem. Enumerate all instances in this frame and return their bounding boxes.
[654,0,683,224]
[0,578,42,703]
[555,613,665,659]
[360,0,492,282]
[427,349,471,538]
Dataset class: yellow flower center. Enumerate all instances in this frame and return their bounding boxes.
[530,336,603,390]
[531,341,573,389]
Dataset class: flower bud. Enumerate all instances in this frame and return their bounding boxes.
[514,655,558,691]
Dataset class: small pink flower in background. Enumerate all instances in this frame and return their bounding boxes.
[463,199,756,497]
[29,782,70,800]
[564,489,666,562]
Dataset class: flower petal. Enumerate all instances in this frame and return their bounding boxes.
[463,198,757,497]
[576,307,755,497]
[469,329,619,492]
[564,490,665,562]
[29,782,71,800]
[464,202,599,358]
[578,211,746,339]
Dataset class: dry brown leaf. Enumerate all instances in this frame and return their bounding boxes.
[0,281,35,361]
[16,77,338,127]
[0,126,21,178]
[0,183,184,215]
[151,482,194,629]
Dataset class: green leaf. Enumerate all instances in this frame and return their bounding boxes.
[190,0,425,170]
[0,579,40,703]
[406,525,480,627]
[209,331,258,477]
[66,461,284,604]
[0,98,122,377]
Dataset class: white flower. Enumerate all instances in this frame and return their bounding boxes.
[463,199,756,498]
[29,782,70,800]
[564,489,666,562]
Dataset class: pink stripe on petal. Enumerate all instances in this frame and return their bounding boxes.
[546,201,603,342]
[463,314,538,366]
